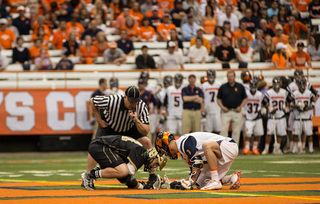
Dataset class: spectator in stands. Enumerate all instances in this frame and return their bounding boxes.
[181,14,199,41]
[283,15,309,41]
[241,8,259,34]
[285,33,298,58]
[55,51,74,70]
[29,38,48,62]
[272,42,289,68]
[139,17,157,42]
[116,29,135,56]
[79,35,98,64]
[135,45,156,69]
[172,40,184,56]
[0,47,8,71]
[235,2,247,20]
[252,29,264,57]
[103,41,126,65]
[0,18,16,49]
[81,20,102,41]
[217,70,247,145]
[223,21,235,47]
[34,26,50,46]
[190,26,210,52]
[260,19,275,38]
[214,36,236,68]
[146,3,165,18]
[95,15,108,35]
[78,6,90,29]
[181,74,204,134]
[168,28,184,50]
[272,24,289,48]
[12,6,31,35]
[52,20,68,50]
[188,37,209,63]
[67,14,85,39]
[210,26,224,54]
[267,0,279,18]
[290,42,312,67]
[93,31,109,57]
[131,2,144,25]
[208,0,222,19]
[35,48,53,70]
[0,2,8,19]
[180,7,201,28]
[158,41,184,69]
[260,35,275,62]
[110,0,124,21]
[218,5,239,32]
[308,34,320,61]
[7,17,19,38]
[234,20,254,48]
[218,0,238,8]
[201,5,216,34]
[267,15,280,32]
[149,6,163,30]
[12,36,30,70]
[55,2,73,22]
[309,0,320,32]
[121,16,140,42]
[157,13,176,41]
[260,5,269,21]
[141,0,153,15]
[32,15,51,41]
[183,0,200,19]
[278,5,289,26]
[44,11,55,31]
[170,0,187,27]
[251,1,262,19]
[62,31,79,57]
[292,0,311,14]
[90,0,108,21]
[236,37,254,68]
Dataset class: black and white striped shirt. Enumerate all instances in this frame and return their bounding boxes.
[93,94,150,132]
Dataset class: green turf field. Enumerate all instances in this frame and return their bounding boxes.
[0,152,319,182]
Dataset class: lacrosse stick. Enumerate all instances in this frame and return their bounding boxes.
[273,114,281,154]
[297,111,303,153]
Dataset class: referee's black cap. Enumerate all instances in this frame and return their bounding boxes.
[125,86,141,102]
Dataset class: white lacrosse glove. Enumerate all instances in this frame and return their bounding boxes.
[260,107,267,115]
[181,179,193,190]
[298,101,305,111]
[285,106,290,113]
[268,106,276,114]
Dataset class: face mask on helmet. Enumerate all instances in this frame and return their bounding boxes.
[155,132,178,160]
[207,76,214,84]
[298,78,307,93]
[144,147,168,171]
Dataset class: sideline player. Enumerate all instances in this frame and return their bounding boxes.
[201,69,222,133]
[155,132,241,190]
[262,77,290,154]
[242,79,264,155]
[105,77,125,95]
[162,74,183,135]
[292,78,315,153]
[82,135,167,190]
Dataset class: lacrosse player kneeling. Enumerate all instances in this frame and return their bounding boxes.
[155,132,241,191]
[292,78,315,154]
[81,135,167,191]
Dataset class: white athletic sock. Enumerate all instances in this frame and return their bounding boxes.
[289,141,294,150]
[221,175,232,184]
[210,169,219,181]
[253,141,258,149]
[245,141,250,149]
[265,143,269,151]
[309,141,314,152]
[292,142,297,152]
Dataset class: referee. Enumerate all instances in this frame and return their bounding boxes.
[86,86,152,172]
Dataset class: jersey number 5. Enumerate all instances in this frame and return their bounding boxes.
[174,96,180,107]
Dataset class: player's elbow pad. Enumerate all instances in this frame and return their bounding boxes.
[191,155,203,169]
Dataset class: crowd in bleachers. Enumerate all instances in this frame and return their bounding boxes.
[0,0,320,70]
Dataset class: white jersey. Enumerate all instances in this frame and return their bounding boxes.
[176,132,233,163]
[245,90,264,120]
[157,87,167,105]
[243,83,250,91]
[104,88,125,96]
[165,85,183,118]
[201,81,222,114]
[287,81,314,96]
[292,89,314,120]
[265,88,288,119]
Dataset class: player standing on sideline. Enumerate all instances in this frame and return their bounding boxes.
[105,77,125,95]
[201,69,222,134]
[242,79,264,155]
[84,86,157,188]
[157,75,173,131]
[162,74,183,136]
[292,78,315,153]
[155,132,242,190]
[82,135,167,190]
[262,77,290,154]
[241,71,251,91]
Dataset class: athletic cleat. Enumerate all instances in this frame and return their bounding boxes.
[81,172,95,191]
[200,180,222,190]
[299,148,306,154]
[230,171,242,190]
[261,149,268,155]
[252,148,260,155]
[242,148,252,155]
[284,147,292,154]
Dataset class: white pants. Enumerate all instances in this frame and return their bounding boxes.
[287,112,294,131]
[196,140,238,188]
[293,120,313,136]
[267,117,287,136]
[205,113,221,132]
[166,117,181,135]
[245,119,264,137]
[220,110,244,145]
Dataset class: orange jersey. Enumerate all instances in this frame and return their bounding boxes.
[32,35,50,46]
[267,23,280,31]
[92,41,109,56]
[203,18,217,34]
[272,53,288,68]
[290,51,311,67]
[272,35,289,48]
[218,0,238,7]
[0,28,16,49]
[29,45,49,62]
[190,37,210,51]
[66,22,85,39]
[52,29,69,49]
[90,6,108,18]
[139,26,156,41]
[121,25,139,40]
[283,21,308,39]
[234,30,253,42]
[158,0,174,11]
[32,23,52,42]
[79,46,98,64]
[116,14,139,29]
[157,23,176,41]
[145,9,164,18]
[291,0,311,12]
[130,10,144,25]
[109,3,121,20]
[7,0,26,13]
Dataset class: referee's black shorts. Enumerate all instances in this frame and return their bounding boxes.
[88,140,124,169]
[96,126,145,140]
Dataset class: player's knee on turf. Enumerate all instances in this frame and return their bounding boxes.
[118,174,138,189]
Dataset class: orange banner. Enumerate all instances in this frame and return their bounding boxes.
[0,89,95,135]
